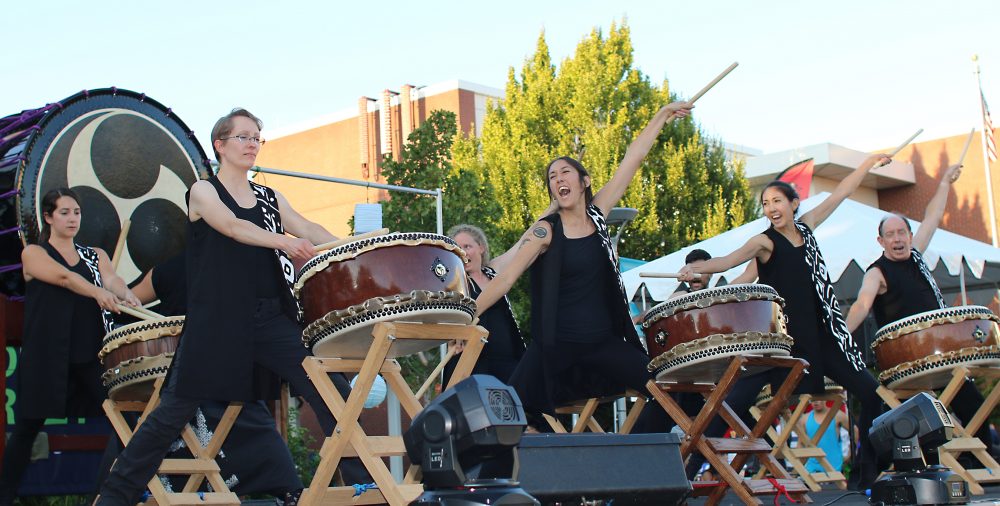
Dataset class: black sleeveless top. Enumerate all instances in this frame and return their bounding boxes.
[556,231,614,342]
[469,276,524,359]
[757,227,829,390]
[18,242,105,418]
[868,253,941,327]
[151,252,187,316]
[171,177,293,401]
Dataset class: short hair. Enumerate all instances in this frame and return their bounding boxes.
[877,212,913,236]
[685,249,711,264]
[447,224,491,265]
[210,108,263,161]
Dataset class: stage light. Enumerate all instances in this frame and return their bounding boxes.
[868,392,968,505]
[404,374,538,505]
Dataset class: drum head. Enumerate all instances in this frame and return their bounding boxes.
[0,88,210,295]
[649,332,793,383]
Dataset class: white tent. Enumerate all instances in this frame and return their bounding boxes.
[623,192,1000,306]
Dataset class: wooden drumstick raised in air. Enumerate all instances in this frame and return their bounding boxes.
[957,128,976,166]
[639,272,682,279]
[687,62,739,104]
[111,219,131,270]
[313,228,390,253]
[415,347,456,400]
[868,129,923,170]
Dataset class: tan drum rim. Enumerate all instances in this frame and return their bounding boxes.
[641,284,784,328]
[98,317,185,361]
[101,352,174,390]
[871,306,998,349]
[294,233,467,296]
[647,331,794,372]
[877,345,1000,386]
[302,289,476,350]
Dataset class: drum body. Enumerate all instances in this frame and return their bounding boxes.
[296,232,475,358]
[0,88,210,296]
[873,305,1000,390]
[641,284,792,383]
[98,317,184,401]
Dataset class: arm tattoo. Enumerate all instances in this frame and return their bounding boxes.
[532,226,548,239]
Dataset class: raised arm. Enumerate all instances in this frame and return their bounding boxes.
[801,154,890,229]
[912,163,961,252]
[592,101,693,216]
[21,245,121,312]
[490,200,559,273]
[189,181,314,260]
[275,190,337,245]
[846,267,886,333]
[476,221,552,315]
[96,248,140,306]
[679,235,772,280]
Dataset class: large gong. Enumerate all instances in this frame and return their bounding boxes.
[0,88,211,295]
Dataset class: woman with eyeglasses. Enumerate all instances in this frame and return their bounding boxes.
[0,188,140,506]
[97,108,368,506]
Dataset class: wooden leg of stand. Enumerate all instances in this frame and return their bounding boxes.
[619,396,646,434]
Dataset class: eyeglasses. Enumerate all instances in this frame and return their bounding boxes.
[220,135,265,146]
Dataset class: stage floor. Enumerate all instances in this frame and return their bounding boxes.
[686,482,1000,505]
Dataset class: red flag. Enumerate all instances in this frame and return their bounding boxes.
[775,159,814,198]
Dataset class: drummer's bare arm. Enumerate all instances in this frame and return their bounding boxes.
[801,154,891,230]
[592,101,693,216]
[21,245,121,312]
[731,261,758,284]
[475,221,552,316]
[273,191,337,245]
[913,163,962,252]
[679,236,770,281]
[96,248,141,306]
[189,181,314,259]
[846,268,886,333]
[492,201,560,272]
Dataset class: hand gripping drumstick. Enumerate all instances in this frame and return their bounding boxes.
[687,62,739,104]
[868,129,924,170]
[957,128,976,166]
[415,347,456,400]
[313,228,390,253]
[111,219,131,270]
[638,272,682,279]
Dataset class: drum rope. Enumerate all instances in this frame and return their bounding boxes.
[0,226,22,236]
[0,189,20,199]
[0,263,22,274]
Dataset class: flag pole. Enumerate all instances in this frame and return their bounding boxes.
[974,54,999,247]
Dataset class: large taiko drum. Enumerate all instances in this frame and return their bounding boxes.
[0,88,210,296]
[296,232,475,358]
[641,283,793,383]
[98,317,184,401]
[873,305,1000,390]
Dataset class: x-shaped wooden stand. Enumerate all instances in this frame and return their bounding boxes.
[751,391,848,491]
[542,390,647,434]
[103,377,243,505]
[647,355,812,506]
[298,321,487,506]
[878,365,1000,495]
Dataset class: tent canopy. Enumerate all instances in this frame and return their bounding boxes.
[622,192,1000,303]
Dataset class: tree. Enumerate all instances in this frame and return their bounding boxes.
[454,22,755,264]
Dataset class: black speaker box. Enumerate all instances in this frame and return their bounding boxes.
[515,433,691,505]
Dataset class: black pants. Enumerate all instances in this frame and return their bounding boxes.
[686,339,885,488]
[97,303,365,506]
[0,361,119,506]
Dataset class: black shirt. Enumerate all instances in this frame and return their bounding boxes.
[869,253,941,327]
[556,231,614,342]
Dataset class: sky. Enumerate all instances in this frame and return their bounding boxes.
[4,0,999,159]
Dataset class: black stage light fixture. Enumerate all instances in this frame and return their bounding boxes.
[404,374,538,506]
[868,392,968,505]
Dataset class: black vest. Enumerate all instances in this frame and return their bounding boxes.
[869,254,941,327]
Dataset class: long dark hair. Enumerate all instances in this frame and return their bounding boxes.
[39,188,81,243]
[761,180,800,216]
[544,156,593,205]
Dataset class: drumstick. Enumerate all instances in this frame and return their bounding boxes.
[415,348,456,400]
[313,228,390,253]
[639,272,682,279]
[688,62,739,104]
[957,128,976,166]
[885,129,924,158]
[111,219,131,270]
[116,304,160,321]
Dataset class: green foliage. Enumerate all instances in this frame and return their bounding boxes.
[286,406,320,486]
